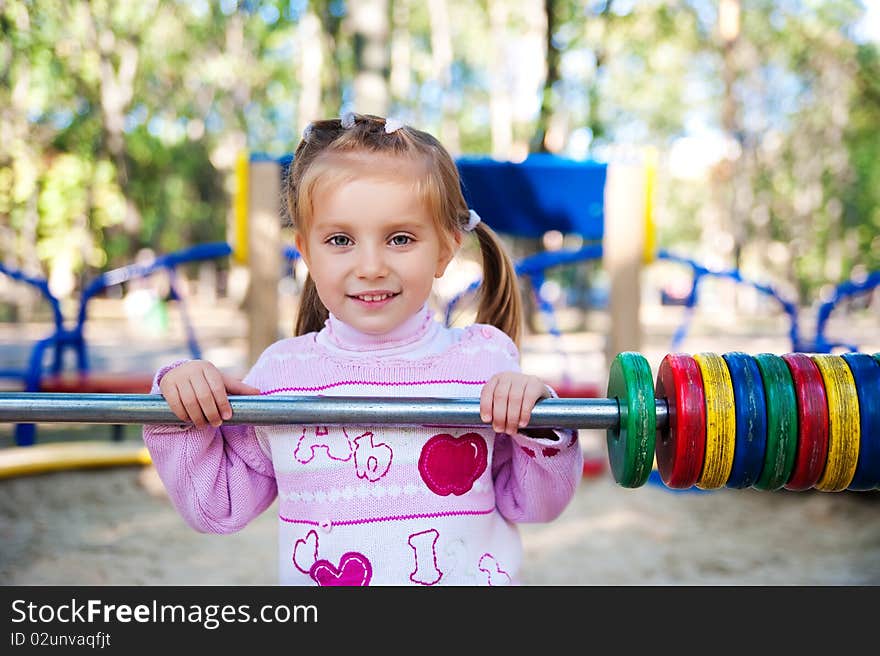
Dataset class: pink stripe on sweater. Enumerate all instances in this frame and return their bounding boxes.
[280,507,495,527]
[262,379,486,394]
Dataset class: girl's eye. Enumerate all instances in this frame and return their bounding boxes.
[389,234,413,246]
[327,235,352,247]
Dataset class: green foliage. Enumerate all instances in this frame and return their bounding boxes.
[0,0,877,307]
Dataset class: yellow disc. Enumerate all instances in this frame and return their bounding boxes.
[811,354,860,492]
[694,352,736,489]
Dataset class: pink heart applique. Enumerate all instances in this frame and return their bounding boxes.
[418,432,487,496]
[310,552,372,586]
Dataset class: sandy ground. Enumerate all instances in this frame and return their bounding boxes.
[2,464,879,585]
[1,294,879,586]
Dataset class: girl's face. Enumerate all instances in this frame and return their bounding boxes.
[295,164,459,335]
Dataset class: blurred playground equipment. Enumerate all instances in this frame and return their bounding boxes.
[2,152,878,452]
[0,242,232,445]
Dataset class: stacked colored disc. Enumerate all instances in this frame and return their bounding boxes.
[841,353,880,490]
[722,352,767,488]
[693,353,736,489]
[752,353,798,491]
[811,354,860,492]
[654,353,706,489]
[606,352,656,488]
[781,353,829,491]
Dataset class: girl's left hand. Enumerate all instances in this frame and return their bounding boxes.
[480,372,551,434]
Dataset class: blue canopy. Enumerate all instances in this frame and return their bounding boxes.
[456,154,607,239]
[264,152,608,240]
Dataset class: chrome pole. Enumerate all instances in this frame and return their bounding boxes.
[0,393,669,430]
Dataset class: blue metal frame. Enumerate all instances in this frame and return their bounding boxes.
[1,241,233,445]
[656,250,802,352]
[811,271,880,353]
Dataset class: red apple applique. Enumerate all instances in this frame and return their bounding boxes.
[418,432,487,496]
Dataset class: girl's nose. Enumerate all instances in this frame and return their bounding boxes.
[355,244,388,278]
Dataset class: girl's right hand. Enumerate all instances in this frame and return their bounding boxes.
[158,360,261,428]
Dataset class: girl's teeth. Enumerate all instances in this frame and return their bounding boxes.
[361,294,391,301]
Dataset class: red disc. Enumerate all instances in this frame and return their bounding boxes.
[655,353,706,489]
[781,353,830,491]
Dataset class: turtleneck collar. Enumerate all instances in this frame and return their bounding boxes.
[319,304,438,354]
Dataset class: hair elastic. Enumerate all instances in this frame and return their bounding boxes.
[384,117,404,134]
[340,111,356,128]
[464,209,482,232]
[301,123,314,141]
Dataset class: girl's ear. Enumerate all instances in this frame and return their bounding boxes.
[294,232,310,267]
[435,231,462,278]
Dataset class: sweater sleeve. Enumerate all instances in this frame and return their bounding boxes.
[477,327,583,523]
[491,412,583,523]
[141,359,277,534]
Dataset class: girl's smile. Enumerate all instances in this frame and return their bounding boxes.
[348,290,400,307]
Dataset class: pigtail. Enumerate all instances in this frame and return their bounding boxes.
[295,274,329,336]
[472,221,523,347]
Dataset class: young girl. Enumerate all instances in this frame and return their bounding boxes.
[143,113,583,586]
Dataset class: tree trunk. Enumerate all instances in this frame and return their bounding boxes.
[586,1,615,147]
[84,2,154,238]
[488,0,512,159]
[390,0,412,103]
[427,0,458,151]
[531,0,559,153]
[317,0,345,114]
[348,0,390,115]
[298,11,323,133]
[719,0,742,272]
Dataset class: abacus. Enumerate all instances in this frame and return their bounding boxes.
[609,351,879,491]
[0,350,876,491]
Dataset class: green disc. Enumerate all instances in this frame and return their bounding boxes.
[753,353,799,491]
[606,352,656,488]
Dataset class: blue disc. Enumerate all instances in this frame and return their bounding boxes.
[722,352,768,488]
[841,353,880,490]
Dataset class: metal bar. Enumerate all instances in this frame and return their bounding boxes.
[0,393,669,430]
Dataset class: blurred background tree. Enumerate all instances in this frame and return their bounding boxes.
[0,0,877,307]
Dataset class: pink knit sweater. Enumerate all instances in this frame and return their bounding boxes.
[142,306,583,585]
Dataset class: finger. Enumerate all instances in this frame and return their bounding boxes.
[205,368,233,421]
[505,385,525,434]
[161,384,190,424]
[222,373,261,396]
[518,381,545,429]
[193,372,225,427]
[480,377,498,423]
[492,376,513,433]
[181,379,211,428]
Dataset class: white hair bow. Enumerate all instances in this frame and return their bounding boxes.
[464,209,482,232]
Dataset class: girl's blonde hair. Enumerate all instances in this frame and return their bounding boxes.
[286,113,522,345]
